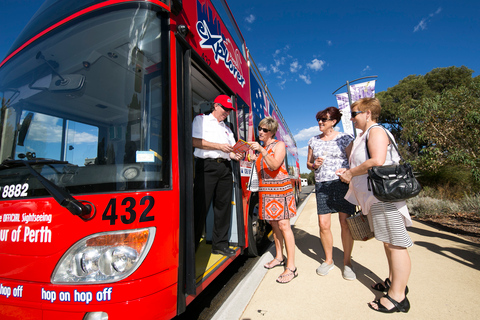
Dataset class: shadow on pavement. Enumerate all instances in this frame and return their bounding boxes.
[408,223,480,271]
[292,225,386,296]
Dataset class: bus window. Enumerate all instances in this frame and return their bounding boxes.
[16,111,99,166]
[236,96,249,141]
[286,152,297,176]
[0,8,170,196]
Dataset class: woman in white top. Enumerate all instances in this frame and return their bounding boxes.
[307,107,356,281]
[337,98,412,314]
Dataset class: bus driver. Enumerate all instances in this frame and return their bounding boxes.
[192,95,244,256]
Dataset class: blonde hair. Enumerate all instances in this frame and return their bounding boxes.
[351,97,381,122]
[259,117,278,135]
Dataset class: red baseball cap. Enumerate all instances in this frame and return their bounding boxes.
[214,95,235,110]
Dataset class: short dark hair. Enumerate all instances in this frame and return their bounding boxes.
[315,106,342,127]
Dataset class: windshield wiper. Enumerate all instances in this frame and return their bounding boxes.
[0,159,93,220]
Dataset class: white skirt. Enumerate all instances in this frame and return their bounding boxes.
[370,202,413,248]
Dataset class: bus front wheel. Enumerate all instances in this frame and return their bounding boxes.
[246,196,270,257]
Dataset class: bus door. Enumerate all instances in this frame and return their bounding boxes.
[176,41,245,299]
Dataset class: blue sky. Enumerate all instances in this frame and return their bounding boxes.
[1,0,479,173]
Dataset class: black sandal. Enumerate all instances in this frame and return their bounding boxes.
[371,278,409,295]
[368,293,410,313]
[371,278,391,292]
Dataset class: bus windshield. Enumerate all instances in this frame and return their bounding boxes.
[0,8,170,198]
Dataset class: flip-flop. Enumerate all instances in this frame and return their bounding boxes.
[264,257,285,269]
[276,267,298,284]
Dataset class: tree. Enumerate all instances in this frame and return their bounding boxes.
[407,82,480,180]
[377,66,480,182]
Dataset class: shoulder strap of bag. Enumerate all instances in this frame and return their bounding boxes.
[365,125,405,163]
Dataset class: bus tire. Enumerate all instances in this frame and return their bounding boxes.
[246,194,270,257]
[295,185,300,205]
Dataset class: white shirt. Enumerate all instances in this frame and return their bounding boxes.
[192,113,235,160]
[344,125,412,227]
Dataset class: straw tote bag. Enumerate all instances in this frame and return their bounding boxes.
[346,207,374,241]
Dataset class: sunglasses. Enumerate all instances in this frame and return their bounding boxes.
[257,126,270,133]
[317,118,332,122]
[351,111,365,118]
[220,105,231,112]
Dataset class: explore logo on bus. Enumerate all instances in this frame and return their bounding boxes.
[196,3,245,88]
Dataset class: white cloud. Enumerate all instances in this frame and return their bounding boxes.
[362,65,371,72]
[299,74,311,84]
[297,146,309,157]
[413,19,427,32]
[327,40,332,46]
[73,131,98,143]
[414,7,442,32]
[245,14,255,24]
[258,63,268,74]
[294,126,320,141]
[290,60,301,73]
[307,58,326,71]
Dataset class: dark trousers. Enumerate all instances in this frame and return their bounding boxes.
[194,158,233,250]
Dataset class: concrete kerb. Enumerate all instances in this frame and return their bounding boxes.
[211,192,314,320]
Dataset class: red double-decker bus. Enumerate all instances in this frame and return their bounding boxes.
[0,0,301,319]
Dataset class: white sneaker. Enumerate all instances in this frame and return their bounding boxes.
[316,261,334,276]
[343,265,356,280]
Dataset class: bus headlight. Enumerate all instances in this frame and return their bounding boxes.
[52,228,155,284]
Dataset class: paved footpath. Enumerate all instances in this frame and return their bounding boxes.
[213,192,480,320]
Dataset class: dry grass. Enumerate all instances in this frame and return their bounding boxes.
[407,190,480,218]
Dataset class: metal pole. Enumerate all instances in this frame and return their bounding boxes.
[345,81,356,137]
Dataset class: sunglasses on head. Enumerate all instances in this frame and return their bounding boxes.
[351,111,365,118]
[317,118,332,122]
[257,126,270,133]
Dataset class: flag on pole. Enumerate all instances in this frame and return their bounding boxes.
[335,80,376,136]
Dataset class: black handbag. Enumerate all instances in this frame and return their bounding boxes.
[366,126,422,202]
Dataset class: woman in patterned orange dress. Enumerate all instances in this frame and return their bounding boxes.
[249,117,298,283]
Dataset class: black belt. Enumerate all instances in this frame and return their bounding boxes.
[199,157,229,163]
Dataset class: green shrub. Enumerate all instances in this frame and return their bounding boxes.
[417,165,480,200]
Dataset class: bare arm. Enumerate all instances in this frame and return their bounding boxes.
[306,146,316,170]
